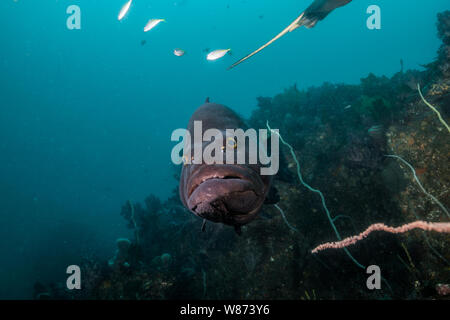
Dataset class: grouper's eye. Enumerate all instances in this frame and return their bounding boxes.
[220,137,238,153]
[182,155,194,166]
[182,155,189,166]
[226,137,237,149]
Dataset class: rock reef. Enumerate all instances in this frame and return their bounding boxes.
[41,11,449,300]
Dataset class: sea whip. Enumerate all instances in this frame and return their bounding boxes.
[312,221,450,253]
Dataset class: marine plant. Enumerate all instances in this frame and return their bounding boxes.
[266,120,365,269]
[417,84,450,133]
[273,204,298,233]
[353,94,394,124]
[386,154,449,218]
[311,221,450,253]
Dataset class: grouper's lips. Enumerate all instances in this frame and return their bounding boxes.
[186,164,265,225]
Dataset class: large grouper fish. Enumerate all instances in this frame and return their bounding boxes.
[179,99,279,235]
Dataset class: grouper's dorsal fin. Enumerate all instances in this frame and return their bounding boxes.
[227,13,304,70]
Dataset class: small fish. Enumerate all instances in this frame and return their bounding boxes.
[207,49,231,61]
[344,105,352,110]
[141,40,147,46]
[368,125,384,138]
[118,0,132,21]
[174,48,185,57]
[144,19,165,32]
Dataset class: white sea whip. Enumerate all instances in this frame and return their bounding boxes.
[267,121,365,269]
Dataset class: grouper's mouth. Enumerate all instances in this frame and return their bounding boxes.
[186,164,265,226]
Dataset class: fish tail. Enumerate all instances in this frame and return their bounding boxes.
[289,12,318,31]
[227,13,304,70]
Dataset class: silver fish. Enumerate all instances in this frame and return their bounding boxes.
[207,49,231,61]
[118,0,132,21]
[174,48,185,57]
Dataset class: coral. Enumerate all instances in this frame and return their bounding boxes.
[344,134,383,169]
[437,11,450,46]
[273,204,298,233]
[436,283,450,296]
[386,154,449,218]
[41,10,450,301]
[108,238,132,270]
[312,221,450,253]
[145,194,162,213]
[267,120,365,269]
[354,94,394,124]
[417,84,450,133]
[151,253,173,271]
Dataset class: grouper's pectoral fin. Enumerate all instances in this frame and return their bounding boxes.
[201,219,207,232]
[227,13,305,70]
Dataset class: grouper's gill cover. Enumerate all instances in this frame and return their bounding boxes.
[179,102,276,233]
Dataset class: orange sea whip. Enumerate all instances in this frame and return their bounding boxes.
[312,221,450,253]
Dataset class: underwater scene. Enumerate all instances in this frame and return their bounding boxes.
[0,0,449,303]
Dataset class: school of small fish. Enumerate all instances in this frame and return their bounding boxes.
[117,0,230,62]
[117,0,351,67]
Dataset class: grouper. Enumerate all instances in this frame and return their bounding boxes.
[179,99,279,234]
[228,0,352,69]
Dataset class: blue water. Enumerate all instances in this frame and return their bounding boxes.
[0,0,448,299]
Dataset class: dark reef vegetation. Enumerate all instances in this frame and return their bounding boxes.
[37,11,450,300]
